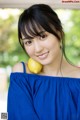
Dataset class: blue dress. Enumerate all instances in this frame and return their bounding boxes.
[7,62,80,120]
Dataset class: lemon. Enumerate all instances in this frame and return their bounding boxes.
[27,58,43,74]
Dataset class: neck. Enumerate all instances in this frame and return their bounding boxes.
[42,52,65,76]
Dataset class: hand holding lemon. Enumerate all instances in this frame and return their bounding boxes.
[27,58,43,74]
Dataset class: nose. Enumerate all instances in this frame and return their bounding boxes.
[34,40,43,53]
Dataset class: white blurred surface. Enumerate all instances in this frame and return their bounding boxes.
[0,91,8,113]
[0,0,80,9]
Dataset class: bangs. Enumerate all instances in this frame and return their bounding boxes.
[20,17,61,41]
[20,19,44,39]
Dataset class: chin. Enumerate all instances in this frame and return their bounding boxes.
[39,59,53,66]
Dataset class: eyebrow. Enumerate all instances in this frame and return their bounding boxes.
[22,30,45,40]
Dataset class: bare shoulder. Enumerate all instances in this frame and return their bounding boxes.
[64,61,80,78]
[12,62,24,73]
[69,65,80,78]
[75,67,80,77]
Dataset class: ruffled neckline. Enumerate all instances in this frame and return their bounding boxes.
[11,72,80,80]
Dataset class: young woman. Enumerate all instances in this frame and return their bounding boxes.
[7,4,80,120]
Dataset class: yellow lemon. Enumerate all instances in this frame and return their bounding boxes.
[28,58,43,74]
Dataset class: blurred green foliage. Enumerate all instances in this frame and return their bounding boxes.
[0,9,29,67]
[64,10,80,66]
[0,9,80,68]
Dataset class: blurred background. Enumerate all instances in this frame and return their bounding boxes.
[0,2,80,116]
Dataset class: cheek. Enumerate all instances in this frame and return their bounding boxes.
[45,41,57,50]
[24,46,34,56]
[47,40,60,53]
[44,35,59,49]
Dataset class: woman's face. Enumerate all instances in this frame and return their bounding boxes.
[22,31,61,65]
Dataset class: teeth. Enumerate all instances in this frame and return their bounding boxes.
[38,52,49,60]
[38,52,49,56]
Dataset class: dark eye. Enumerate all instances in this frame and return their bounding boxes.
[24,40,32,46]
[40,34,47,40]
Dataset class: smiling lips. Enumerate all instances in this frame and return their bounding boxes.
[36,51,49,60]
